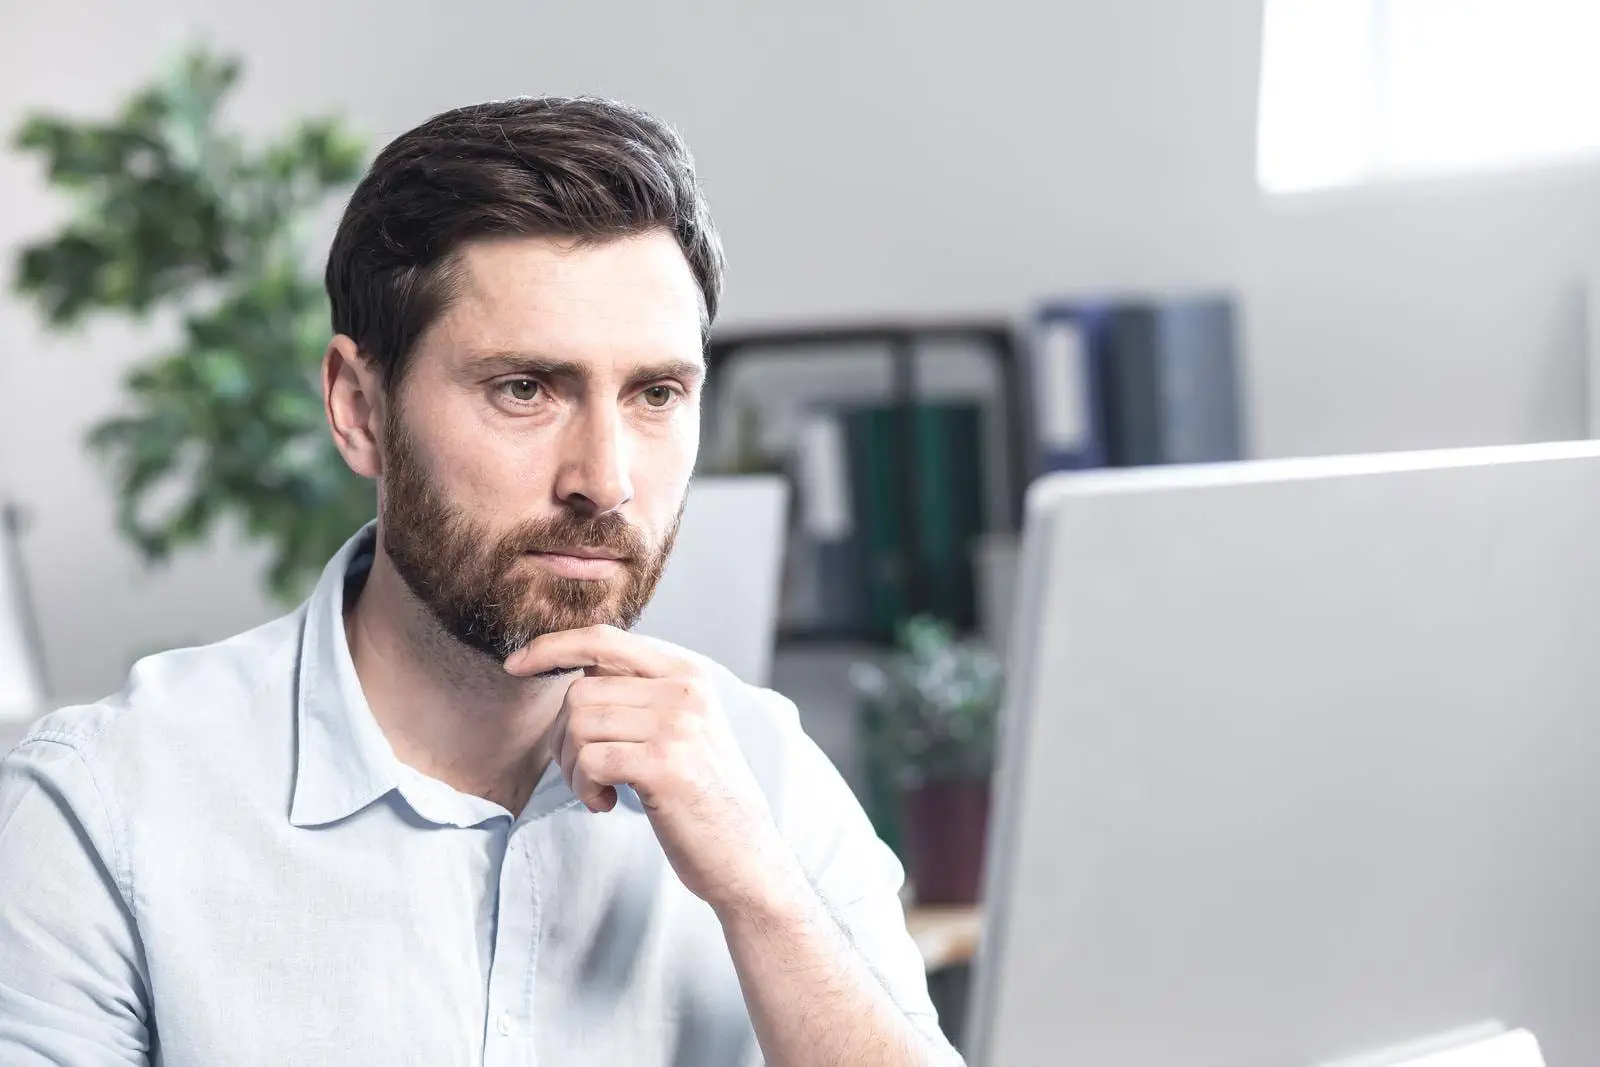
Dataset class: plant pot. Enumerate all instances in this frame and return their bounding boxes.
[899,776,991,905]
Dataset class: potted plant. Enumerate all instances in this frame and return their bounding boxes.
[11,48,369,602]
[850,615,1002,905]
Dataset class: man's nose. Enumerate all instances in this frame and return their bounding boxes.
[552,406,634,515]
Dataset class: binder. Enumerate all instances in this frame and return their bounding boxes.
[1102,304,1162,466]
[1028,305,1110,472]
[912,404,985,629]
[1033,294,1244,470]
[1153,296,1244,464]
[844,406,907,639]
[843,402,988,640]
[791,412,864,633]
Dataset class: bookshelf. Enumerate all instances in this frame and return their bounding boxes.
[701,320,1030,646]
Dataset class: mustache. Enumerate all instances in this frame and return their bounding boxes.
[499,510,650,561]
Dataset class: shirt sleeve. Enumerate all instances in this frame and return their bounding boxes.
[0,735,153,1065]
[770,699,957,1052]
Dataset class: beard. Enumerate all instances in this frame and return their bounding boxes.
[379,406,683,663]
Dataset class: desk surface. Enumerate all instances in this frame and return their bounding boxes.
[905,904,982,972]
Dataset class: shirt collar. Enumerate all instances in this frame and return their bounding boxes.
[288,524,568,829]
[288,523,403,828]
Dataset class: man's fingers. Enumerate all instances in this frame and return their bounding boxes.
[566,702,659,747]
[564,674,671,709]
[569,741,646,812]
[562,704,656,811]
[504,625,691,679]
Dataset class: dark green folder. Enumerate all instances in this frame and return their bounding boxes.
[843,402,986,640]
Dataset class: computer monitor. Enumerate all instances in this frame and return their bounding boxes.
[634,474,789,686]
[969,441,1600,1067]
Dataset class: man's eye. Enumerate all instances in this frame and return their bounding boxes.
[641,385,678,409]
[501,379,541,403]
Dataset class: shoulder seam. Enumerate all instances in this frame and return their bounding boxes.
[67,741,136,910]
[6,720,115,762]
[8,733,137,911]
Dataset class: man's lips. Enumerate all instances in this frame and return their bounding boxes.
[533,545,625,560]
[525,547,628,580]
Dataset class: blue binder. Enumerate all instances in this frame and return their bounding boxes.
[1028,303,1113,473]
[1030,294,1244,472]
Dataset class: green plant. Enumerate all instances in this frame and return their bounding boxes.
[850,615,1003,787]
[12,48,370,601]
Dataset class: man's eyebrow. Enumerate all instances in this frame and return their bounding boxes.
[461,350,706,390]
[625,358,706,390]
[460,351,590,384]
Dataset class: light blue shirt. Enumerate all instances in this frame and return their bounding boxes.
[0,527,948,1065]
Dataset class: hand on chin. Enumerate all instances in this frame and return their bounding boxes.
[504,626,799,917]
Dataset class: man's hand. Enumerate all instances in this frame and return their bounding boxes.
[508,625,960,1066]
[505,626,804,917]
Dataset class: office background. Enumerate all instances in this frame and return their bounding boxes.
[5,0,1597,707]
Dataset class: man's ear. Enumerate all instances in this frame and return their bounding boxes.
[324,335,384,479]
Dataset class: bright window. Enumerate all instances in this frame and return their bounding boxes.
[1257,0,1600,193]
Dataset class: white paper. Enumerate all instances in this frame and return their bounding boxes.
[1034,320,1090,451]
[795,413,853,540]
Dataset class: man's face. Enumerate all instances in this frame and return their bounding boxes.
[378,231,704,661]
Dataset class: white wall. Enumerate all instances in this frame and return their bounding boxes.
[1249,167,1600,457]
[2,0,1595,702]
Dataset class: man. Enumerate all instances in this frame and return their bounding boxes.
[0,98,961,1066]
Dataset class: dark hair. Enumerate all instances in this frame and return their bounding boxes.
[325,96,724,390]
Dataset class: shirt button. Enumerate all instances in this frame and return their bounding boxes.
[496,1013,515,1037]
